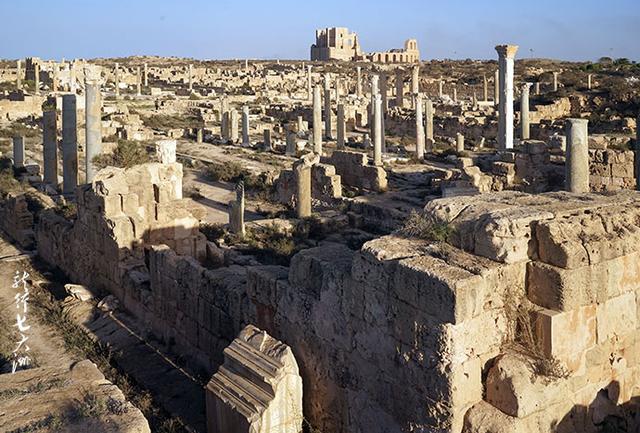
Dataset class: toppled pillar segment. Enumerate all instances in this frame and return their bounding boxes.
[205,325,303,433]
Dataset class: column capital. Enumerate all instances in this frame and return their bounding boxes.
[495,45,519,59]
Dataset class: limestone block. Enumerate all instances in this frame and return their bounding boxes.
[534,305,596,372]
[596,292,637,343]
[155,139,176,164]
[205,325,303,433]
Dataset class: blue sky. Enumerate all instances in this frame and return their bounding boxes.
[1,0,638,61]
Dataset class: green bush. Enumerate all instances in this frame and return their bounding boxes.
[93,140,150,170]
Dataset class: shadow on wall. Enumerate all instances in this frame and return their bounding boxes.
[554,381,640,433]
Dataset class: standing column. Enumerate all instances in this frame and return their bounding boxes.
[370,74,379,145]
[483,75,488,102]
[535,82,541,95]
[263,129,272,151]
[411,65,420,97]
[356,66,362,97]
[230,109,239,143]
[494,69,499,105]
[16,60,22,90]
[456,133,465,153]
[520,83,531,140]
[307,65,312,101]
[34,64,40,95]
[495,45,518,150]
[43,109,58,185]
[188,64,193,92]
[62,94,78,195]
[324,75,332,140]
[85,79,102,183]
[380,73,388,112]
[565,118,589,193]
[415,94,425,160]
[293,154,317,218]
[136,66,141,96]
[52,66,59,92]
[228,182,246,237]
[12,136,24,168]
[553,72,559,92]
[144,63,148,87]
[438,79,444,99]
[197,128,203,143]
[285,130,296,156]
[587,74,592,90]
[425,98,434,142]
[337,103,346,149]
[313,86,322,154]
[373,94,382,166]
[241,105,250,145]
[114,63,120,98]
[395,69,403,108]
[636,113,640,190]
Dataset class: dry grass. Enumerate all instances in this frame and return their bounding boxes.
[397,210,456,243]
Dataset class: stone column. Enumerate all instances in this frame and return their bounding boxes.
[373,94,382,166]
[312,86,322,153]
[324,87,332,140]
[155,139,177,164]
[438,79,444,99]
[553,72,559,92]
[52,66,58,92]
[62,94,78,195]
[565,119,589,193]
[242,105,250,145]
[188,64,193,92]
[12,136,24,168]
[395,69,403,108]
[587,74,592,90]
[483,75,488,102]
[230,109,239,143]
[415,94,425,160]
[221,111,230,141]
[136,66,141,96]
[294,155,318,218]
[197,128,203,143]
[228,182,245,237]
[297,115,304,132]
[263,129,272,151]
[285,131,296,156]
[85,80,102,183]
[356,66,362,97]
[456,133,465,153]
[425,98,434,141]
[452,86,457,102]
[16,60,21,90]
[34,64,40,95]
[144,63,148,86]
[380,73,388,112]
[495,45,518,150]
[43,109,58,185]
[337,103,346,149]
[307,65,312,101]
[636,113,640,190]
[520,83,531,140]
[370,74,379,145]
[535,82,541,95]
[494,69,499,105]
[114,63,120,98]
[411,65,420,96]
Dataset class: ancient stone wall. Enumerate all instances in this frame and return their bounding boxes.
[328,150,387,192]
[0,193,35,248]
[589,148,636,192]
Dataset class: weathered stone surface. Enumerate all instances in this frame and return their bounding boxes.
[205,325,303,433]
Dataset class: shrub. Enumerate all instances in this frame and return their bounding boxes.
[200,223,226,241]
[93,140,150,170]
[397,210,455,243]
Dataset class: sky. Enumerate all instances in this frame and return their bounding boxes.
[1,0,638,62]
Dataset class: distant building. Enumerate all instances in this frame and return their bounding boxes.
[310,27,420,63]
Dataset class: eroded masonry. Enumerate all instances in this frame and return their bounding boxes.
[0,44,639,433]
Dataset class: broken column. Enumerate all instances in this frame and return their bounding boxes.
[483,75,488,102]
[136,66,141,96]
[52,66,58,92]
[205,325,303,433]
[337,103,345,149]
[34,64,40,95]
[12,136,24,168]
[395,68,403,108]
[438,79,444,99]
[43,108,58,185]
[324,77,332,139]
[456,133,465,153]
[373,93,382,166]
[425,98,434,141]
[85,78,102,183]
[228,182,245,237]
[143,62,148,86]
[263,129,271,151]
[495,45,518,150]
[307,65,312,101]
[520,82,531,140]
[587,74,592,90]
[197,128,203,143]
[553,71,559,92]
[356,66,362,97]
[380,73,388,112]
[16,60,21,90]
[411,65,419,97]
[188,64,193,92]
[230,109,239,143]
[415,94,425,160]
[565,118,589,193]
[242,105,250,145]
[62,94,78,195]
[313,85,322,154]
[114,63,120,98]
[494,69,499,105]
[294,153,319,218]
[285,130,296,156]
